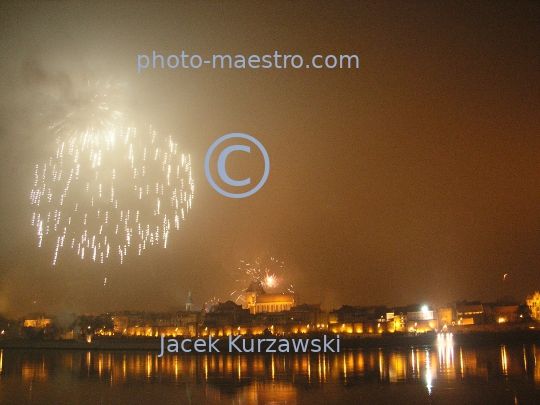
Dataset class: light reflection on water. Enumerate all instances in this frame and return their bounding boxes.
[1,339,540,404]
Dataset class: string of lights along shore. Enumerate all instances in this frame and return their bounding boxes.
[29,79,194,265]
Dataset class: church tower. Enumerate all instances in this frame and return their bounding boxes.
[245,281,266,313]
[186,290,194,312]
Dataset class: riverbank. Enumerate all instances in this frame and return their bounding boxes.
[1,329,539,351]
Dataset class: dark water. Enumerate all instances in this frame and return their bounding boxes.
[1,338,540,404]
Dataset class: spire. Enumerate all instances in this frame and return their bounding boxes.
[186,290,194,311]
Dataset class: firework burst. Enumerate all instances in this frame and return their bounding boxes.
[204,297,221,313]
[29,76,194,265]
[231,255,294,303]
[47,77,125,136]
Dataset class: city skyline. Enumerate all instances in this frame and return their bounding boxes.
[15,280,535,320]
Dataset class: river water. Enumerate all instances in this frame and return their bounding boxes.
[1,339,539,404]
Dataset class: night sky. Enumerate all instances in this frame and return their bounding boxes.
[0,2,539,317]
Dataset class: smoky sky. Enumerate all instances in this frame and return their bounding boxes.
[0,1,539,317]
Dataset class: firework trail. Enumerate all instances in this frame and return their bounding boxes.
[29,76,194,265]
[231,255,294,303]
[204,297,221,313]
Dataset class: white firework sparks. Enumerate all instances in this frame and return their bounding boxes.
[30,78,194,265]
[204,297,221,313]
[47,77,125,136]
[231,255,293,303]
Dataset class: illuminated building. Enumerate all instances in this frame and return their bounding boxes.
[493,305,519,323]
[482,301,520,324]
[328,305,390,334]
[456,302,484,325]
[112,311,199,337]
[23,316,52,329]
[288,304,327,326]
[203,301,251,336]
[389,307,407,332]
[245,281,295,314]
[526,291,540,321]
[436,308,454,331]
[406,305,437,333]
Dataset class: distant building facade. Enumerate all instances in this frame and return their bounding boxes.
[111,311,200,337]
[245,281,295,314]
[527,291,540,321]
[406,305,437,333]
[23,316,52,329]
[436,308,454,331]
[456,302,484,325]
[494,305,519,323]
